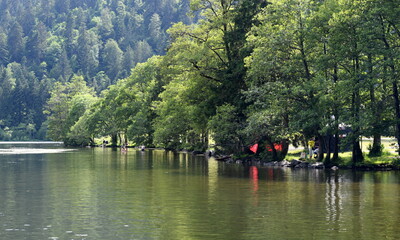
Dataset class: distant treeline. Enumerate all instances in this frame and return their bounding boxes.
[0,0,193,140]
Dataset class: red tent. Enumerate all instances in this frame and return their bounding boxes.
[249,143,259,153]
[267,143,283,152]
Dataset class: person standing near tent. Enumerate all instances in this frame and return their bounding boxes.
[308,138,315,160]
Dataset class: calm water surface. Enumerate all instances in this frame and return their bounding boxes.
[1,143,400,239]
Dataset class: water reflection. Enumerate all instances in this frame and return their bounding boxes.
[249,166,259,192]
[2,147,400,239]
[325,172,342,230]
[249,166,259,206]
[208,157,218,200]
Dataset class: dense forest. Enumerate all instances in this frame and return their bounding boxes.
[0,0,193,140]
[3,0,400,166]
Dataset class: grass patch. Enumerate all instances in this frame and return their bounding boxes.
[285,149,304,161]
[286,139,400,168]
[338,151,398,167]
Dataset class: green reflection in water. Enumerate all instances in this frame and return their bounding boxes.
[1,146,400,239]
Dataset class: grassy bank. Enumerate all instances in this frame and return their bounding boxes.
[286,137,400,168]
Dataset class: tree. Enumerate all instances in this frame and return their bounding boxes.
[84,82,130,147]
[121,45,135,78]
[101,39,123,82]
[208,104,242,154]
[153,75,193,150]
[50,47,73,80]
[76,27,100,77]
[148,13,165,54]
[327,1,370,164]
[26,22,48,64]
[45,75,96,143]
[0,33,9,65]
[156,0,265,153]
[124,56,164,146]
[115,0,127,41]
[99,7,115,38]
[367,1,400,156]
[7,21,25,63]
[65,93,98,145]
[134,40,153,63]
[0,0,193,141]
[91,71,111,94]
[55,0,71,14]
[245,0,321,161]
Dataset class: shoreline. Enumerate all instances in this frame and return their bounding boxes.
[94,145,400,171]
[7,142,398,171]
[214,156,400,171]
[0,141,64,144]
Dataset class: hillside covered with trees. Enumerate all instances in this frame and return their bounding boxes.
[0,0,193,140]
[3,0,400,166]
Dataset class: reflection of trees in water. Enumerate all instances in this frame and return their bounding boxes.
[325,173,342,230]
[323,171,400,238]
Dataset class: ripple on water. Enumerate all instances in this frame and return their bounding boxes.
[75,233,88,237]
[0,148,76,155]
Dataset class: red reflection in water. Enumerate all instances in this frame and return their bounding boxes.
[267,168,274,180]
[250,166,258,179]
[250,166,259,206]
[250,166,259,191]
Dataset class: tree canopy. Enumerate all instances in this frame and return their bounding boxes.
[0,0,193,140]
[3,0,400,166]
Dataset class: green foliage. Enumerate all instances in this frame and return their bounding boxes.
[3,0,400,167]
[122,56,164,146]
[368,144,385,157]
[153,72,192,150]
[243,0,400,163]
[208,104,242,154]
[45,75,97,144]
[391,157,400,167]
[0,0,192,141]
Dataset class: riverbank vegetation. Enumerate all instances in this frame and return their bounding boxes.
[0,0,194,141]
[2,0,400,168]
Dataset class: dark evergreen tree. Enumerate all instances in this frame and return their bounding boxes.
[0,32,9,65]
[55,0,71,14]
[7,21,25,63]
[26,22,48,65]
[50,48,73,80]
[121,45,135,78]
[102,39,123,82]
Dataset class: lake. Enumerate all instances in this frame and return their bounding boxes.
[1,142,400,239]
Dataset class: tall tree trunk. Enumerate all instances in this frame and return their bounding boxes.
[280,113,290,160]
[332,65,340,162]
[333,130,340,161]
[368,54,382,156]
[281,139,289,161]
[370,79,382,156]
[380,22,400,155]
[352,51,364,164]
[317,134,324,162]
[352,86,364,164]
[392,79,400,155]
[324,135,332,165]
[352,139,364,165]
[111,133,118,147]
[265,138,278,161]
